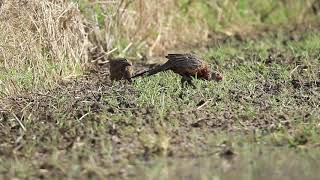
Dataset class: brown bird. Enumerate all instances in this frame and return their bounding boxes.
[132,53,222,87]
[109,58,133,82]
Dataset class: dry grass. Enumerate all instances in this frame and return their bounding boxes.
[0,1,320,179]
[84,0,210,58]
[0,0,91,96]
[83,0,318,58]
[0,0,212,96]
[0,0,318,95]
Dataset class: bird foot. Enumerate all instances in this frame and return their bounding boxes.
[181,76,196,89]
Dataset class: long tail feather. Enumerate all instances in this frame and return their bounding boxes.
[131,64,168,78]
[131,70,149,78]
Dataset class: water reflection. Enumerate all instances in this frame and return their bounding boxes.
[135,147,320,180]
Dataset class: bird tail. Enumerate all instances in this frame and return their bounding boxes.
[131,64,168,78]
[131,70,149,78]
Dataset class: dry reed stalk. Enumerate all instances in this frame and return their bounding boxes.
[0,0,92,95]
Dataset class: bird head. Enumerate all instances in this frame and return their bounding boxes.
[110,58,132,67]
[122,59,133,66]
[210,71,223,81]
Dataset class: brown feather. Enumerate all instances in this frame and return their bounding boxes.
[132,53,214,82]
[109,58,133,82]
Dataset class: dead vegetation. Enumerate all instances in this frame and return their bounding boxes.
[85,0,210,58]
[86,0,320,57]
[0,0,318,96]
[0,0,92,96]
[0,0,320,178]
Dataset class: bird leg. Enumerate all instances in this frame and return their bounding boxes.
[181,76,196,89]
[123,76,132,84]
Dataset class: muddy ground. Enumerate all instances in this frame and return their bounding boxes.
[1,27,320,179]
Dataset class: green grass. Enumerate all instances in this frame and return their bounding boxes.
[1,0,317,96]
[1,0,320,179]
[1,29,320,179]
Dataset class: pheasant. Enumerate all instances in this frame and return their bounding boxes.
[132,53,222,87]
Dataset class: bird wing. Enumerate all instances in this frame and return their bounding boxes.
[165,53,203,69]
[145,53,203,76]
[131,53,204,78]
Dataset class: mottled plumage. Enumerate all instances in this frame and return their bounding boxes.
[109,58,133,82]
[132,53,222,87]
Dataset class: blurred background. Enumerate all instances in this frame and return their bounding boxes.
[79,0,320,57]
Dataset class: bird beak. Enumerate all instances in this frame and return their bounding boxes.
[124,61,132,66]
[211,72,223,81]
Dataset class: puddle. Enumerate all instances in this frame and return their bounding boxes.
[134,147,320,180]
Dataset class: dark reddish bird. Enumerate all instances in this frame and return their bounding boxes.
[132,53,222,87]
[109,58,133,82]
